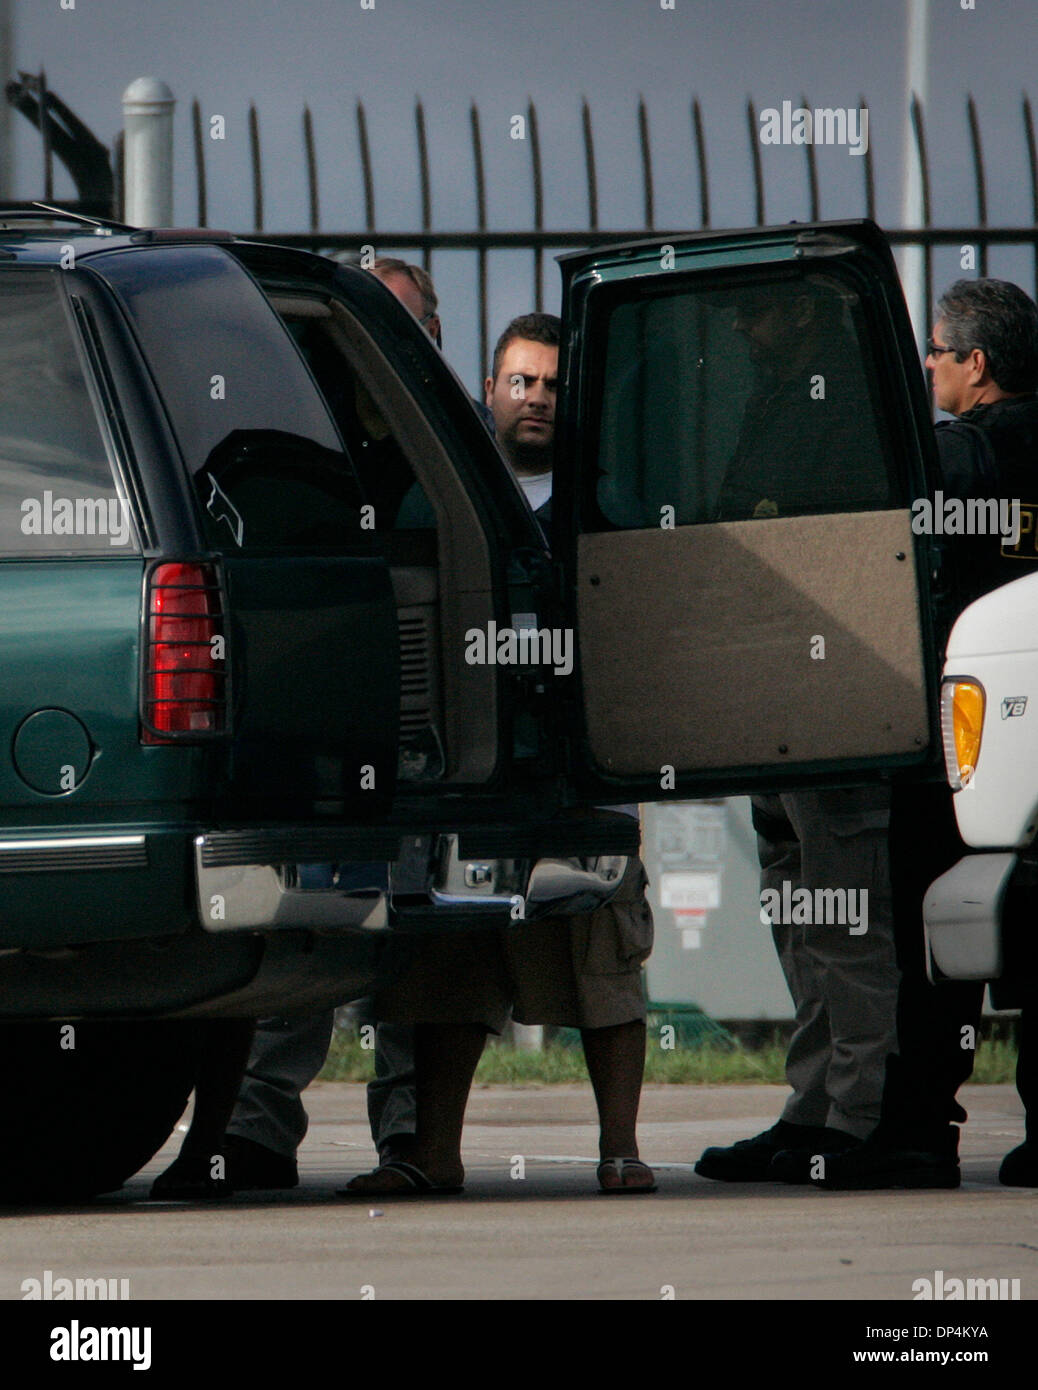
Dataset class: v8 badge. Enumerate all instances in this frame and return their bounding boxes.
[1002,696,1028,719]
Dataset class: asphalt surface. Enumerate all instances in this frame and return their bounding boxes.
[1,1082,1035,1302]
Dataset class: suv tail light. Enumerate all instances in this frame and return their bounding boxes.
[141,561,228,743]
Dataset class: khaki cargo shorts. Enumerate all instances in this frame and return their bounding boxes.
[376,856,653,1032]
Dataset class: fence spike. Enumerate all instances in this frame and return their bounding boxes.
[248,102,263,231]
[747,97,764,225]
[691,98,710,228]
[581,98,599,230]
[861,95,875,221]
[303,105,319,233]
[638,95,654,230]
[415,100,432,271]
[966,94,988,276]
[356,101,375,233]
[470,102,488,374]
[528,98,544,312]
[1023,94,1038,295]
[909,92,933,345]
[802,92,819,221]
[192,98,207,227]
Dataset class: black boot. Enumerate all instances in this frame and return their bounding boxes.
[769,1129,860,1183]
[696,1120,850,1182]
[813,1121,961,1189]
[999,1140,1038,1186]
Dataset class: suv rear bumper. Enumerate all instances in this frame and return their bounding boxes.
[195,814,641,867]
[1,816,641,1018]
[195,826,633,932]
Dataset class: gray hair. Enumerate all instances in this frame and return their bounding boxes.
[937,278,1038,393]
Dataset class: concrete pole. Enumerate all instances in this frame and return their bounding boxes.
[900,0,930,350]
[0,0,12,199]
[122,78,175,227]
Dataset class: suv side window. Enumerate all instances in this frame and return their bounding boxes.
[278,300,437,534]
[95,246,365,553]
[0,272,138,556]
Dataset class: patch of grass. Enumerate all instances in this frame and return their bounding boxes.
[319,1034,379,1082]
[316,1031,1019,1086]
[969,1036,1019,1084]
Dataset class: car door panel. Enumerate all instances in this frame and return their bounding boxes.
[577,511,928,776]
[557,219,943,801]
[218,553,397,817]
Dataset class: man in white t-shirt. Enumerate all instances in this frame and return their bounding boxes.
[483,315,556,515]
[343,314,657,1197]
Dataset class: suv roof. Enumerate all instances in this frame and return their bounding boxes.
[0,206,235,263]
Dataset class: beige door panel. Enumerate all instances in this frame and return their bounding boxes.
[577,510,928,776]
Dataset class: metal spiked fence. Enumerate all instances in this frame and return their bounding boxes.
[195,92,1038,371]
[9,75,1038,372]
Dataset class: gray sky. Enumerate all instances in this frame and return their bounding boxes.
[10,0,1038,388]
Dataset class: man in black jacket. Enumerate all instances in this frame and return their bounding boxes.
[815,277,1038,1189]
[696,278,900,1184]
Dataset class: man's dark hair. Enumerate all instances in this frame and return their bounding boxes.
[490,312,561,381]
[937,278,1038,393]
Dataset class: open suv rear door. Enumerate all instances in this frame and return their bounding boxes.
[556,220,947,802]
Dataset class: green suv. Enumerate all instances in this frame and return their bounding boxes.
[0,211,946,1198]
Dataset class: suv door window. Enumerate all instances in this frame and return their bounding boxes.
[592,272,893,530]
[0,272,138,555]
[278,303,436,537]
[270,293,443,777]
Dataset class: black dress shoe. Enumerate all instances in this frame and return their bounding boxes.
[813,1126,961,1190]
[695,1120,840,1182]
[999,1140,1038,1187]
[222,1134,299,1190]
[149,1155,233,1201]
[769,1128,861,1183]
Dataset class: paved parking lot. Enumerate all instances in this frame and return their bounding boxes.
[1,1082,1035,1302]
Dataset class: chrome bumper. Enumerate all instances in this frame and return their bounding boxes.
[195,844,389,932]
[195,832,629,933]
[429,834,627,918]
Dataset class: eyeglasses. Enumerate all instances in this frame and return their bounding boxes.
[926,338,957,357]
